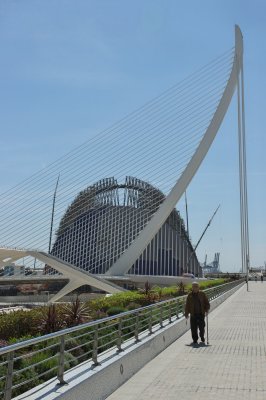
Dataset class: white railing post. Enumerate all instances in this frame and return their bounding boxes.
[4,351,14,400]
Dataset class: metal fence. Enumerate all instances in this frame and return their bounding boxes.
[0,279,244,399]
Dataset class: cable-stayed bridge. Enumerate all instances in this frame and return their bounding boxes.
[0,26,249,301]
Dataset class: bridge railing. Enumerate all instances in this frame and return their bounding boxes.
[0,279,244,399]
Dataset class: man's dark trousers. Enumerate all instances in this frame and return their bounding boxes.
[190,313,205,342]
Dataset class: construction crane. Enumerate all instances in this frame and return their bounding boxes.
[202,252,220,273]
[186,205,220,270]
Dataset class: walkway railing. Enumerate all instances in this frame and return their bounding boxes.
[0,280,244,399]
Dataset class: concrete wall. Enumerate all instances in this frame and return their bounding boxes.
[15,282,244,400]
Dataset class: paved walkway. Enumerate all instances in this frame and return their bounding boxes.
[107,282,266,400]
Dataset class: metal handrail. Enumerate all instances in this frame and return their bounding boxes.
[0,279,244,399]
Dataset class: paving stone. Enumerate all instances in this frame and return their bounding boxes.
[107,282,266,400]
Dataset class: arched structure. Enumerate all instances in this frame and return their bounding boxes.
[51,176,201,278]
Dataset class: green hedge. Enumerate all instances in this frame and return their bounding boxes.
[0,279,229,342]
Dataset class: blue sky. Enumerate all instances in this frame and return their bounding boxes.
[0,0,265,271]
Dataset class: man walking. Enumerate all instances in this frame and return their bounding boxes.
[185,282,210,345]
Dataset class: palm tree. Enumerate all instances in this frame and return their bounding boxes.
[61,297,91,327]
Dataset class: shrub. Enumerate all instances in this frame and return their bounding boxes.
[61,297,91,327]
[0,310,41,340]
[177,282,186,295]
[160,286,179,297]
[23,351,58,381]
[38,304,63,334]
[91,309,108,320]
[89,292,144,312]
[0,339,8,348]
[106,306,128,316]
[64,352,79,370]
[143,291,160,304]
[186,278,227,291]
[64,337,86,360]
[8,334,39,345]
[11,366,40,398]
[127,302,142,311]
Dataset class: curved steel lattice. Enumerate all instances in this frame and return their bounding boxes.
[50,176,199,277]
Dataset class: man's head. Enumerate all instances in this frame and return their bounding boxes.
[192,282,200,293]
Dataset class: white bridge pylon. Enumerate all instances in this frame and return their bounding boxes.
[0,26,246,302]
[106,25,244,277]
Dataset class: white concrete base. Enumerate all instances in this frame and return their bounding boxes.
[14,283,244,400]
